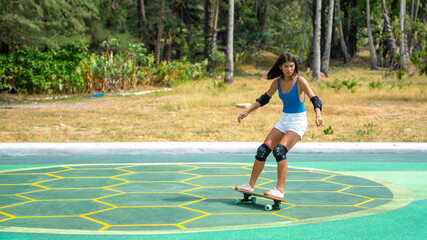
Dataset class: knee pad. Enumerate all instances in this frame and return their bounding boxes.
[273,144,288,162]
[255,143,271,162]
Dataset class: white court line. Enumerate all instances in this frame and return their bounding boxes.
[0,142,426,156]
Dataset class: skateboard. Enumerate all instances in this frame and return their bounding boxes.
[231,187,285,211]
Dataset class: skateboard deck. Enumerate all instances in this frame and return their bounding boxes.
[231,187,285,211]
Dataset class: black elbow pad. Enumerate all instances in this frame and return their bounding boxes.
[256,93,271,107]
[310,96,322,111]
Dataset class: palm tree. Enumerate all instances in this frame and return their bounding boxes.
[321,0,335,77]
[400,0,407,69]
[137,0,147,42]
[209,0,220,74]
[298,0,309,65]
[204,0,213,59]
[225,0,234,84]
[336,0,348,63]
[156,0,165,65]
[366,0,379,69]
[381,0,397,68]
[313,0,322,81]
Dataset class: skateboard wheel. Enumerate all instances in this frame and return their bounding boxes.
[251,197,257,204]
[265,205,273,211]
[235,198,241,204]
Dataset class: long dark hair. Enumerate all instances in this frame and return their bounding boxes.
[267,52,298,79]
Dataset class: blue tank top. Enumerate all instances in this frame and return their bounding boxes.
[278,77,305,113]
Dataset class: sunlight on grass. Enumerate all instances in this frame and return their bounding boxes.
[0,55,426,142]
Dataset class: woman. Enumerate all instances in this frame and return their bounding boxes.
[235,52,323,200]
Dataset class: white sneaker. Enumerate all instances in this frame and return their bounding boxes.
[234,183,254,193]
[264,187,284,200]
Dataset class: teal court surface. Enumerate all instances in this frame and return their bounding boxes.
[0,152,426,239]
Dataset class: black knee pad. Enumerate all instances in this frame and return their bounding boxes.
[255,143,271,162]
[273,144,288,162]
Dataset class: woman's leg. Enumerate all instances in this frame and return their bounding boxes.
[275,131,300,192]
[248,128,284,188]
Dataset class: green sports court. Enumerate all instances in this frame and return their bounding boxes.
[0,143,426,239]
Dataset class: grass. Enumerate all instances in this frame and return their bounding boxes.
[0,52,426,143]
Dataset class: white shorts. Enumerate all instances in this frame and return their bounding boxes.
[274,112,308,138]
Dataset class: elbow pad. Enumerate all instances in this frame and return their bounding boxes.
[310,96,322,111]
[256,93,271,107]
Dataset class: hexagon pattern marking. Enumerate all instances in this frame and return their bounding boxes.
[0,163,394,233]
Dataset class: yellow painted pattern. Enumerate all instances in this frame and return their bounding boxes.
[0,163,393,231]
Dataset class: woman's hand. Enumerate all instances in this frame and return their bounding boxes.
[315,116,324,127]
[314,108,323,127]
[238,111,249,123]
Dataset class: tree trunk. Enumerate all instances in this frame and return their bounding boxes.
[336,0,349,63]
[298,0,309,65]
[367,0,379,69]
[413,0,420,21]
[208,0,220,74]
[321,1,326,58]
[258,0,268,49]
[137,0,147,42]
[348,0,358,57]
[156,0,165,65]
[381,0,398,68]
[313,0,322,81]
[225,0,234,84]
[409,0,421,54]
[253,0,259,32]
[413,0,426,53]
[321,0,335,77]
[204,0,213,59]
[400,0,407,69]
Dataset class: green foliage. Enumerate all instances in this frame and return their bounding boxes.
[1,38,208,94]
[0,0,98,48]
[78,39,207,91]
[264,0,307,54]
[210,50,226,70]
[368,81,382,89]
[410,44,427,76]
[386,79,412,89]
[212,79,226,89]
[325,80,343,91]
[0,45,88,94]
[324,77,359,93]
[356,123,374,137]
[323,126,334,135]
[342,78,358,93]
[167,58,207,86]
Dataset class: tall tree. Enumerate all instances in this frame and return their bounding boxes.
[225,0,234,84]
[343,0,360,57]
[413,0,426,53]
[321,0,335,76]
[258,0,268,50]
[204,0,213,59]
[336,0,349,63]
[209,0,220,74]
[298,0,309,65]
[400,0,407,69]
[313,0,322,81]
[413,0,420,22]
[381,0,398,68]
[137,0,147,42]
[366,0,379,69]
[156,0,165,65]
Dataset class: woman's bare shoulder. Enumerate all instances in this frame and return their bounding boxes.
[297,75,310,86]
